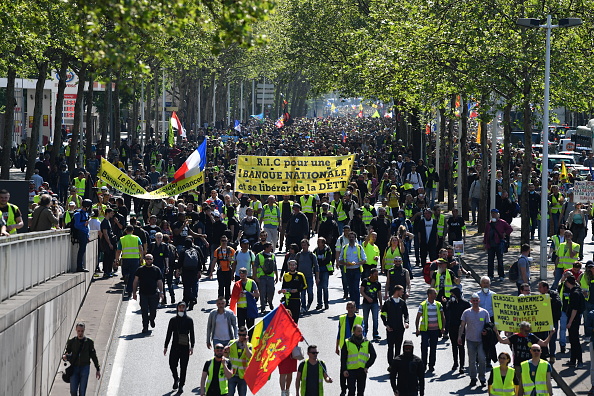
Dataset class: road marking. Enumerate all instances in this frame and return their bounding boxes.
[105,300,135,396]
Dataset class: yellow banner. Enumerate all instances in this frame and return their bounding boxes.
[492,293,554,333]
[235,155,355,195]
[99,158,204,199]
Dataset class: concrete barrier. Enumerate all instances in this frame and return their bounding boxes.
[0,231,98,396]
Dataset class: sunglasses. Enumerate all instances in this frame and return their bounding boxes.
[309,351,319,354]
[215,347,224,350]
[239,334,247,337]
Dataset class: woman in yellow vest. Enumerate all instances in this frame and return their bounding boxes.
[488,352,518,396]
[362,232,380,279]
[383,236,402,272]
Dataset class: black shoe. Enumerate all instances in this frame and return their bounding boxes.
[428,366,434,372]
[269,303,274,310]
[142,328,149,334]
[177,385,183,394]
[325,304,329,310]
[442,334,449,340]
[577,362,584,369]
[316,305,323,310]
[562,361,575,367]
[480,381,486,387]
[150,319,155,328]
[343,294,349,300]
[452,363,458,371]
[459,368,464,374]
[77,268,90,272]
[162,297,167,305]
[561,346,566,353]
[470,379,477,387]
[171,295,176,304]
[173,379,179,390]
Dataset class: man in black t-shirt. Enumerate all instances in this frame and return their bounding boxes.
[495,321,554,369]
[296,345,333,396]
[200,343,233,396]
[361,268,382,340]
[132,254,164,333]
[143,215,162,242]
[446,208,466,246]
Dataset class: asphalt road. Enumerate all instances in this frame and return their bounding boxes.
[99,239,562,396]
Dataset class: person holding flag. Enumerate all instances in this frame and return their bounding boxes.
[229,267,260,334]
[295,345,333,396]
[172,138,207,183]
[168,111,186,147]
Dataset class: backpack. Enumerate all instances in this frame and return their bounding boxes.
[183,248,200,269]
[423,263,431,284]
[259,254,276,275]
[508,260,519,282]
[69,210,80,244]
[242,218,259,236]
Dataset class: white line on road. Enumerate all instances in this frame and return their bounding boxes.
[105,300,135,396]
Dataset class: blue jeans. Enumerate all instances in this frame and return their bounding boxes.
[362,302,380,338]
[559,311,567,347]
[228,375,248,396]
[301,276,314,310]
[76,232,89,271]
[317,271,330,306]
[427,188,436,209]
[552,267,565,289]
[421,329,440,369]
[551,212,561,238]
[466,340,486,382]
[344,269,361,309]
[70,364,90,396]
[121,258,140,294]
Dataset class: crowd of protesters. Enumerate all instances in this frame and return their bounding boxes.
[2,115,594,396]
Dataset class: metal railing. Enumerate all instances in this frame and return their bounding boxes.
[0,230,98,303]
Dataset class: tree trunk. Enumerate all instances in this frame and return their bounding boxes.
[99,81,110,152]
[460,96,469,219]
[26,61,49,180]
[438,107,446,203]
[478,119,489,234]
[69,63,87,172]
[50,56,68,169]
[520,96,532,245]
[447,96,456,211]
[114,74,121,148]
[85,72,94,160]
[502,102,512,199]
[1,67,16,179]
[146,78,152,143]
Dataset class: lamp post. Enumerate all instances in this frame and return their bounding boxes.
[516,15,582,280]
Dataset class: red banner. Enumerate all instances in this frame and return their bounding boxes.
[244,305,303,394]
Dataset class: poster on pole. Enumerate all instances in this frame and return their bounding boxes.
[235,155,355,195]
[453,240,464,256]
[573,181,594,203]
[492,293,553,333]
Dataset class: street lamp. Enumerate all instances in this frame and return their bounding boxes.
[516,15,582,280]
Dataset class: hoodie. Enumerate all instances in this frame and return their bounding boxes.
[340,334,377,370]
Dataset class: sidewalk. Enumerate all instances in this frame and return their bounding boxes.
[49,274,123,396]
[461,220,591,396]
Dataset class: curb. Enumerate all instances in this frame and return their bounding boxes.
[459,257,575,396]
[93,277,123,396]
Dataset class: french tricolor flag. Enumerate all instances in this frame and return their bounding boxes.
[172,138,207,182]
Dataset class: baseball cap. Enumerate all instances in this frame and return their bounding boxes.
[586,261,594,268]
[403,340,414,347]
[101,186,108,191]
[292,203,301,209]
[490,208,499,213]
[240,239,249,244]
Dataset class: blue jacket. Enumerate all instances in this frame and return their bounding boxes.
[585,308,594,343]
[73,209,90,237]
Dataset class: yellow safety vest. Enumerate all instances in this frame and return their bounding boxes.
[74,178,86,196]
[419,300,442,331]
[435,214,446,237]
[237,279,255,308]
[521,360,549,396]
[332,200,347,222]
[383,246,401,270]
[120,234,141,259]
[228,341,252,379]
[550,194,563,214]
[262,204,280,226]
[490,366,516,396]
[338,314,363,349]
[361,206,373,225]
[205,358,228,394]
[300,195,314,213]
[300,361,324,396]
[167,165,176,178]
[579,274,594,301]
[404,205,413,218]
[3,203,20,234]
[556,242,580,270]
[434,270,455,298]
[250,200,262,213]
[345,339,370,370]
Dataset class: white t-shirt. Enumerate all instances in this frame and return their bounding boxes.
[424,218,434,241]
[213,313,231,341]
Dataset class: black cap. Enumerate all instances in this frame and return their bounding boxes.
[403,340,414,347]
[82,199,93,208]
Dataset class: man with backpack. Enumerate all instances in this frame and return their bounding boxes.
[295,239,320,313]
[178,237,205,310]
[254,242,278,314]
[483,208,513,282]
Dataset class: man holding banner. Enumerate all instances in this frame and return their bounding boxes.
[495,321,554,373]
